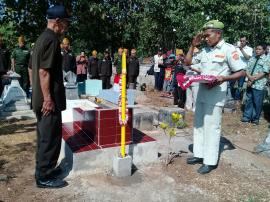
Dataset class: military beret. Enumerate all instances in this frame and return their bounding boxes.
[47,5,71,20]
[202,20,224,30]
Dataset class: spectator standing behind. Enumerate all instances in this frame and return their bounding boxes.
[154,48,164,91]
[76,51,88,82]
[0,34,10,95]
[172,55,186,108]
[99,50,112,89]
[127,49,140,89]
[11,36,30,97]
[162,54,175,96]
[31,5,71,188]
[185,20,245,174]
[241,45,269,125]
[113,48,123,84]
[61,37,76,73]
[230,36,253,103]
[88,50,99,79]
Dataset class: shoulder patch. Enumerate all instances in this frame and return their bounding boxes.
[232,52,239,60]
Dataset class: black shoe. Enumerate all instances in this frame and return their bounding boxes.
[186,157,203,165]
[36,178,68,188]
[241,117,250,123]
[197,164,217,174]
[251,120,259,125]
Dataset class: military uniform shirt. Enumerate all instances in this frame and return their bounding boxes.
[246,55,269,91]
[12,46,30,66]
[31,28,66,112]
[192,39,243,106]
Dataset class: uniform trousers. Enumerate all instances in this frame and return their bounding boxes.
[185,83,199,112]
[35,110,62,180]
[193,102,222,165]
[15,66,29,96]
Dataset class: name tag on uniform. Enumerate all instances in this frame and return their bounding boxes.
[214,54,225,59]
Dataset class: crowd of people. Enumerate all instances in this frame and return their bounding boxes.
[0,36,141,99]
[1,4,269,189]
[152,35,270,125]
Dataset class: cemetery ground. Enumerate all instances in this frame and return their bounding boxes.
[1,92,270,202]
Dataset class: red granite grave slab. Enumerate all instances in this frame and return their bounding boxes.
[62,106,156,153]
[99,118,117,128]
[99,109,117,119]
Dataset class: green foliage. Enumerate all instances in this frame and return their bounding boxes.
[0,0,269,56]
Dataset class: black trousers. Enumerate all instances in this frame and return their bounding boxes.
[35,110,62,180]
[128,76,137,89]
[173,86,186,108]
[77,74,87,82]
[100,76,111,89]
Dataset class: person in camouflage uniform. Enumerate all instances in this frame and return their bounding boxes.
[11,36,30,96]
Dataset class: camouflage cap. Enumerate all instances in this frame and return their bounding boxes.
[202,20,224,30]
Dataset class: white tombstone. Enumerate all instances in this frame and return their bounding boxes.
[1,71,27,105]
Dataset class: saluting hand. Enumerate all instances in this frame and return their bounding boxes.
[192,33,203,47]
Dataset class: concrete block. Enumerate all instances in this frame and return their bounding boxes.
[85,79,102,96]
[133,106,158,130]
[158,107,185,126]
[77,81,85,96]
[65,85,79,100]
[58,140,158,176]
[113,155,132,177]
[130,141,158,165]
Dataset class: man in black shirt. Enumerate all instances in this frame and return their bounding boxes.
[31,5,70,188]
[88,50,99,79]
[99,50,112,89]
[0,35,10,95]
[127,49,140,89]
[61,37,76,73]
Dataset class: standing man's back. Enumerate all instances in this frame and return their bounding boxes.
[31,5,71,189]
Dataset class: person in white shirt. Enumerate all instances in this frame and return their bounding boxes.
[153,48,164,91]
[185,20,245,174]
[230,36,253,102]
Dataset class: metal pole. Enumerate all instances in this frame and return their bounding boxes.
[120,52,127,158]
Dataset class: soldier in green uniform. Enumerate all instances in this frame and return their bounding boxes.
[11,36,30,96]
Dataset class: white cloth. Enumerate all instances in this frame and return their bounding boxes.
[185,70,199,111]
[154,54,163,73]
[236,45,253,70]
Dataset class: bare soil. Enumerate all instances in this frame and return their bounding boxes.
[0,92,270,202]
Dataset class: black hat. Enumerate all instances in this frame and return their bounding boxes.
[47,5,71,20]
